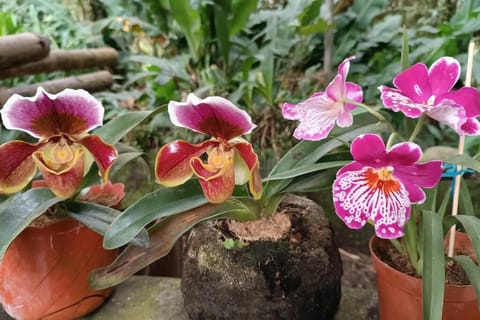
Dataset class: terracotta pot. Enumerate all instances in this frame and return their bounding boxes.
[0,218,117,320]
[370,233,480,320]
[181,194,343,320]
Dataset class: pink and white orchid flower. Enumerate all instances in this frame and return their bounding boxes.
[379,57,480,136]
[332,134,442,239]
[282,56,363,140]
[0,87,117,199]
[155,93,262,204]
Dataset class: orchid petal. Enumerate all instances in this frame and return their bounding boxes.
[337,56,355,79]
[394,160,443,189]
[440,87,480,118]
[79,182,125,208]
[350,134,387,167]
[336,108,354,127]
[32,148,85,199]
[428,57,460,96]
[168,93,256,140]
[190,149,235,203]
[286,93,337,141]
[0,141,42,193]
[78,135,118,184]
[397,181,426,203]
[155,140,216,187]
[1,87,104,139]
[333,167,411,239]
[326,74,345,101]
[336,161,364,176]
[234,142,262,199]
[392,63,431,102]
[379,86,426,118]
[460,118,480,136]
[387,142,422,165]
[426,101,466,135]
[344,82,363,110]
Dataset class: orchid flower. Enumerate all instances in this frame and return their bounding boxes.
[332,134,442,239]
[282,56,363,140]
[155,93,262,204]
[0,87,117,199]
[379,57,480,136]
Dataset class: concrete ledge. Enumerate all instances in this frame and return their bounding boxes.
[1,276,378,319]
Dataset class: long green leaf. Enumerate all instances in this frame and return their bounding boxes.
[90,203,221,289]
[230,0,258,36]
[284,169,338,193]
[65,200,149,247]
[459,178,475,215]
[93,110,158,145]
[0,188,61,262]
[423,146,480,173]
[264,118,387,198]
[422,210,445,320]
[169,0,203,61]
[451,215,480,260]
[263,160,350,181]
[103,180,207,249]
[453,255,480,309]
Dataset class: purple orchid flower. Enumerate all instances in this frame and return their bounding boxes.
[379,57,480,136]
[282,56,363,140]
[332,134,443,239]
[155,93,262,204]
[0,87,117,199]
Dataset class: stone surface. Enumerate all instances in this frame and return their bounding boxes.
[81,276,188,320]
[0,276,378,319]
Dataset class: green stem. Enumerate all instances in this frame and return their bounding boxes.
[386,132,397,149]
[343,99,397,135]
[408,114,426,142]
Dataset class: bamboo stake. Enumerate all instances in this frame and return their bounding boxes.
[0,70,113,106]
[0,48,118,80]
[447,39,476,257]
[0,32,50,69]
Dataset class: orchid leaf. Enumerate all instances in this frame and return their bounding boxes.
[94,109,162,145]
[0,188,61,262]
[263,115,387,198]
[459,178,475,216]
[262,160,350,181]
[90,203,221,289]
[453,255,480,308]
[65,201,149,247]
[447,215,480,260]
[103,179,207,249]
[284,169,338,193]
[422,210,445,320]
[109,151,144,178]
[423,146,480,173]
[230,0,258,36]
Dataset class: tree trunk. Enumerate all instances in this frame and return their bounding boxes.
[0,70,113,106]
[0,48,118,79]
[0,32,50,69]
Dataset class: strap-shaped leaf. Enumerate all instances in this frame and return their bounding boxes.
[90,203,221,289]
[0,188,61,262]
[453,255,480,309]
[263,116,387,198]
[449,215,480,261]
[93,109,162,145]
[103,179,207,249]
[65,200,149,248]
[422,210,445,320]
[263,160,350,181]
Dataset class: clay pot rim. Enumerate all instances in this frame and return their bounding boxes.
[369,234,475,289]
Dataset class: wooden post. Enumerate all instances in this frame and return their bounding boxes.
[0,33,50,69]
[0,48,118,79]
[0,70,113,106]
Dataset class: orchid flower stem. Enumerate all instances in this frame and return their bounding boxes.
[386,132,397,149]
[408,114,426,142]
[343,99,397,135]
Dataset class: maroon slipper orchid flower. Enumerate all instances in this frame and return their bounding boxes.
[155,93,262,204]
[0,87,118,199]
